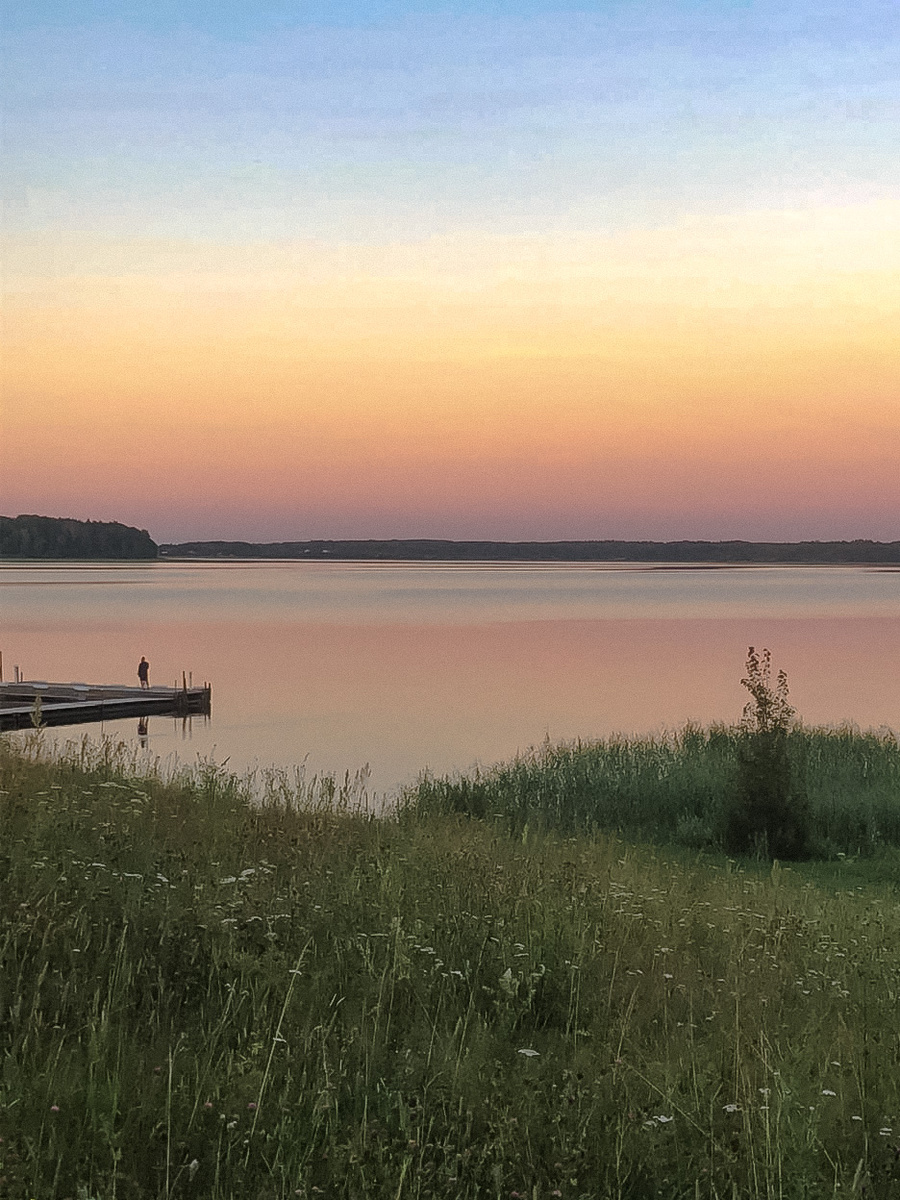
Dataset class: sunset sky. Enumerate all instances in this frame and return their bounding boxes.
[3,0,899,543]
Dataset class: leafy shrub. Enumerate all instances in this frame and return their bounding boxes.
[725,648,811,859]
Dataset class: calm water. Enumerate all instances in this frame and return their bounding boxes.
[2,560,898,796]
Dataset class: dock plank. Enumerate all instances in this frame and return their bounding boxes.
[0,681,211,730]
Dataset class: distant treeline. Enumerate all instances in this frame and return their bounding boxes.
[0,515,158,560]
[160,538,900,563]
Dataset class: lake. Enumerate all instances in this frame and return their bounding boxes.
[1,560,898,796]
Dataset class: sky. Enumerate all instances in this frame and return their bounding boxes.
[2,0,899,543]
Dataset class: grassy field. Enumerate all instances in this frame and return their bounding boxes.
[2,729,900,1199]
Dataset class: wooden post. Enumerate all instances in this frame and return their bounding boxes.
[182,671,187,692]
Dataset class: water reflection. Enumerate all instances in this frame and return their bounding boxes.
[132,713,211,752]
[2,562,897,794]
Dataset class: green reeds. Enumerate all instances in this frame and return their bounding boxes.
[408,722,900,858]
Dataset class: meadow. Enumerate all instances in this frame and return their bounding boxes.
[2,727,900,1200]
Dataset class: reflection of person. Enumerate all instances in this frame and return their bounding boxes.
[138,657,150,688]
[137,717,149,746]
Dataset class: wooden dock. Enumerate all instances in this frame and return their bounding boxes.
[0,680,212,731]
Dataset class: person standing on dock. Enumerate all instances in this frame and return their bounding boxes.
[138,656,150,688]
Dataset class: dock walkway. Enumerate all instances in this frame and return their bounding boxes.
[0,681,212,731]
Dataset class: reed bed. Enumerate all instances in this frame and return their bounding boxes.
[409,724,900,857]
[2,730,900,1199]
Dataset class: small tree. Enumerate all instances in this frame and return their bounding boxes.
[725,648,810,859]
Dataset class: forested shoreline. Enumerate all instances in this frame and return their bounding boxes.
[0,515,157,560]
[4,517,899,564]
[160,537,900,563]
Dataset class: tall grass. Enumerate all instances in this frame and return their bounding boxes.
[2,731,900,1198]
[409,724,900,857]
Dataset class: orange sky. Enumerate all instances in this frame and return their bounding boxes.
[3,203,899,540]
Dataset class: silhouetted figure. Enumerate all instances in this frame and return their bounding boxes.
[138,656,150,689]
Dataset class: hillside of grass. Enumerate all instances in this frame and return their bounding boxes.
[2,732,900,1199]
